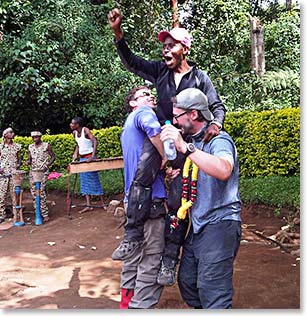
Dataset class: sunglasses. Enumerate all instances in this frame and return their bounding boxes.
[173,111,188,122]
[134,91,151,100]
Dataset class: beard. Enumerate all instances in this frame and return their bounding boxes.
[178,120,194,137]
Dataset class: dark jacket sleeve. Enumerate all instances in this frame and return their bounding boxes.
[115,37,162,84]
[196,69,226,126]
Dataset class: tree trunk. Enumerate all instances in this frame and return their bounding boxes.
[0,24,3,41]
[286,0,292,11]
[249,15,265,77]
[171,0,179,27]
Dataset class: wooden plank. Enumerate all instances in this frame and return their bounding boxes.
[68,157,124,174]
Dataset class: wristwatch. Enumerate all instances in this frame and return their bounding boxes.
[184,143,196,157]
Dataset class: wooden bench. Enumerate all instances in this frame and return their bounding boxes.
[66,157,124,218]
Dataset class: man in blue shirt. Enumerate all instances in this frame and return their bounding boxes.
[161,88,241,309]
[117,86,167,309]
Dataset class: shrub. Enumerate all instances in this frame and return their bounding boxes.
[225,108,300,177]
[14,108,299,179]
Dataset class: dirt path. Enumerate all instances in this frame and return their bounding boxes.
[0,191,300,310]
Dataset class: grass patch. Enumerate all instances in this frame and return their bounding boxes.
[239,175,300,210]
[25,171,299,211]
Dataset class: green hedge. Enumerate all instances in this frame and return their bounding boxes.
[14,109,299,178]
[224,108,300,177]
[14,126,122,172]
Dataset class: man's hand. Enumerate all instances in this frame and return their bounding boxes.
[107,8,123,40]
[161,124,186,154]
[165,167,181,180]
[86,156,94,163]
[202,124,220,143]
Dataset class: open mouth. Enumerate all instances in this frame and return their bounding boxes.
[164,56,173,62]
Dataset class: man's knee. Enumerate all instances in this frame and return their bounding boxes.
[197,257,234,308]
[198,278,233,309]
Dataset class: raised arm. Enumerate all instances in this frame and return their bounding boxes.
[108,8,123,41]
[161,124,233,181]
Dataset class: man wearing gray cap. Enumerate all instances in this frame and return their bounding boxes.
[161,88,241,309]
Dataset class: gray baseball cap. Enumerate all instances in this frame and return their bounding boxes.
[174,88,214,121]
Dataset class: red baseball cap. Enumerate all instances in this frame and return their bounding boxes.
[158,27,193,48]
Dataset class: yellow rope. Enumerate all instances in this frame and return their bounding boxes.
[177,157,199,220]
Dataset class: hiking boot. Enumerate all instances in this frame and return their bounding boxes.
[111,239,142,261]
[157,261,176,286]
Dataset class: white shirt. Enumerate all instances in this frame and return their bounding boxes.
[73,127,93,155]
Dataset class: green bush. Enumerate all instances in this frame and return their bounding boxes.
[14,108,299,179]
[225,108,300,177]
[14,126,122,172]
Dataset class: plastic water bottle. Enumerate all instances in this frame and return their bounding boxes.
[163,120,177,161]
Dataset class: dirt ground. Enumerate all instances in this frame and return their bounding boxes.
[0,190,300,310]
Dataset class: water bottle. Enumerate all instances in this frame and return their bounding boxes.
[163,120,177,161]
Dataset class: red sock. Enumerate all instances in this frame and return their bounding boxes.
[119,288,134,309]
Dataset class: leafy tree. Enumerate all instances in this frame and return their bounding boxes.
[179,0,299,112]
[0,0,300,135]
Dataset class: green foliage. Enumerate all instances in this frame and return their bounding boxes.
[0,0,301,135]
[0,0,134,134]
[93,126,122,158]
[264,10,300,71]
[261,68,299,94]
[116,0,171,59]
[181,0,251,75]
[15,125,122,171]
[225,108,300,177]
[46,169,124,195]
[221,66,300,112]
[239,175,300,210]
[179,0,300,114]
[13,108,299,181]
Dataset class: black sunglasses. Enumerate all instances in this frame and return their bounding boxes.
[173,111,188,122]
[134,91,151,100]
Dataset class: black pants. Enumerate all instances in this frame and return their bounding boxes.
[124,137,188,267]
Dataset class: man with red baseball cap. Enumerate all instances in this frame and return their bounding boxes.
[107,8,227,308]
[108,8,225,135]
[158,27,193,49]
